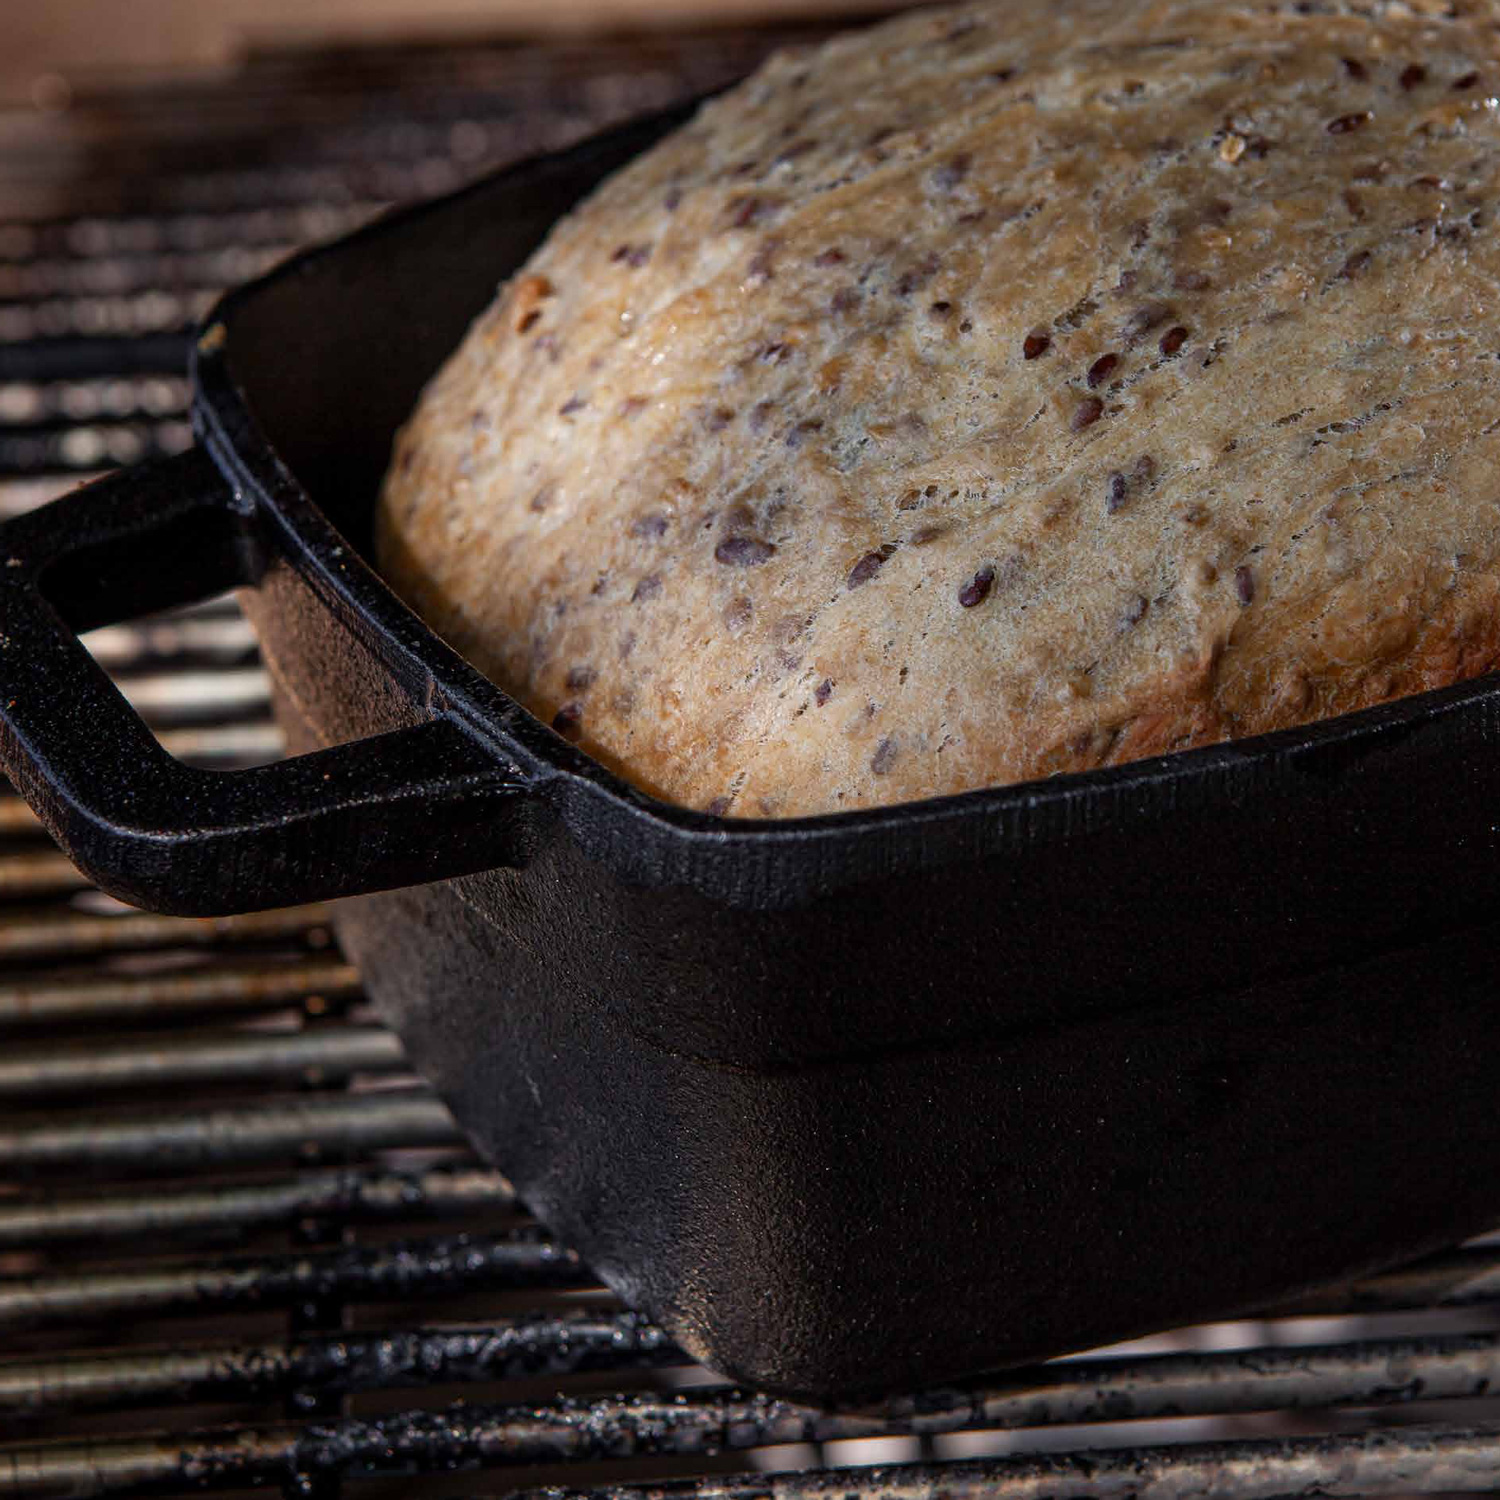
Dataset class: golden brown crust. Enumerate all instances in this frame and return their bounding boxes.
[378,0,1500,817]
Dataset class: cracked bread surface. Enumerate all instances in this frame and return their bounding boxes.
[378,0,1500,818]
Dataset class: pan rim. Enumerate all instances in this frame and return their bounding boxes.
[186,100,1500,900]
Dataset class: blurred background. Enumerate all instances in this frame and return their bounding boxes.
[4,0,889,103]
[0,0,898,494]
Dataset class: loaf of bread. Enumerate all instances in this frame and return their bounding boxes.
[378,0,1500,818]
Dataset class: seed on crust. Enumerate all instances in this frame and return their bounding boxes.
[1088,353,1120,388]
[1072,396,1105,431]
[716,536,777,567]
[959,565,997,607]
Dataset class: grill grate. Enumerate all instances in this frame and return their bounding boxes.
[4,22,1500,1500]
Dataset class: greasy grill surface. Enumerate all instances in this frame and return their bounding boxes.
[5,22,1500,1500]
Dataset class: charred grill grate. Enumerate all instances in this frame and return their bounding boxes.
[4,22,1500,1500]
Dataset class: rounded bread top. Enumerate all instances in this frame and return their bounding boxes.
[379,0,1500,817]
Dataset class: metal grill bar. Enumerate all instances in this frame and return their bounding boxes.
[111,666,270,723]
[0,956,360,1028]
[923,1330,1500,1430]
[0,1391,943,1498]
[0,1230,589,1333]
[531,1428,1500,1500]
[16,1319,1500,1424]
[9,1393,1500,1500]
[0,473,108,519]
[1286,1245,1500,1314]
[0,1024,405,1099]
[84,611,257,668]
[0,246,300,302]
[0,1311,674,1415]
[0,420,189,475]
[0,373,190,428]
[0,1088,459,1177]
[0,1164,513,1249]
[0,851,90,899]
[0,802,43,837]
[154,722,284,763]
[0,333,191,386]
[5,1227,1496,1343]
[0,904,330,963]
[0,289,217,344]
[0,206,385,262]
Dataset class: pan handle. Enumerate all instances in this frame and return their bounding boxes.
[0,449,537,915]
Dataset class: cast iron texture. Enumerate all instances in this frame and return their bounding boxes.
[3,106,1500,1397]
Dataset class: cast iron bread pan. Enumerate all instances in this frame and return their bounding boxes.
[1,106,1499,1401]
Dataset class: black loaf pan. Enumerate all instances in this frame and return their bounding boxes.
[3,105,1500,1401]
